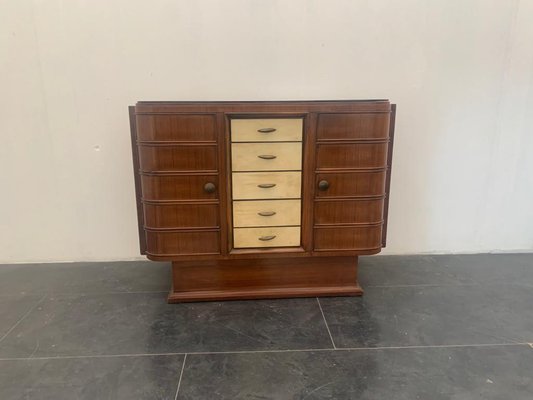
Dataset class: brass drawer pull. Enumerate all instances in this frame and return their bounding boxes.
[257,128,276,133]
[259,235,276,241]
[257,154,277,160]
[258,211,276,217]
[257,183,276,188]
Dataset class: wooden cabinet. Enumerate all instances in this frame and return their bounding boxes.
[129,100,396,302]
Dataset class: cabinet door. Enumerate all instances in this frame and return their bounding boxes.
[131,111,222,258]
[313,110,393,252]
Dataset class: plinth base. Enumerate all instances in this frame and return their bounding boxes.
[168,255,362,303]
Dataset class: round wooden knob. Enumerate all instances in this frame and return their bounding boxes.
[318,180,329,191]
[204,182,216,193]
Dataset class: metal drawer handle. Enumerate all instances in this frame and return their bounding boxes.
[257,154,277,160]
[258,211,276,217]
[257,128,276,133]
[259,235,276,241]
[257,183,276,188]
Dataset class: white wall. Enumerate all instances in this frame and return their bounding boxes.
[1,0,532,263]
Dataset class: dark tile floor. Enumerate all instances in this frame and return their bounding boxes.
[0,254,531,399]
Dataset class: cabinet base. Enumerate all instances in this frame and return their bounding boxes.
[168,255,362,303]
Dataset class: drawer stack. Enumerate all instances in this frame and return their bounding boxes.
[313,113,391,251]
[230,118,303,248]
[135,113,221,256]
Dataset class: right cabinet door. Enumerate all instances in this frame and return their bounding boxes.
[313,112,391,252]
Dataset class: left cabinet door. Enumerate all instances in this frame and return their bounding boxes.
[132,112,221,258]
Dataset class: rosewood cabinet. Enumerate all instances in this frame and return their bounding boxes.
[129,100,396,302]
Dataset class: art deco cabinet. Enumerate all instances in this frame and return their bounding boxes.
[129,100,396,302]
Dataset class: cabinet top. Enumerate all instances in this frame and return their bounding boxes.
[133,99,392,114]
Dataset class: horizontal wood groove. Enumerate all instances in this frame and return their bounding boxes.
[313,194,386,200]
[313,247,382,252]
[142,199,219,205]
[314,195,385,201]
[140,170,218,176]
[146,251,221,258]
[314,221,384,228]
[314,167,387,173]
[316,139,389,144]
[137,141,218,146]
[144,226,220,232]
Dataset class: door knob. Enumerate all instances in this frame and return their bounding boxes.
[203,182,216,193]
[318,180,329,191]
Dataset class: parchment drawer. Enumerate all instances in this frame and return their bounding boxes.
[231,118,303,142]
[233,199,301,227]
[233,226,301,248]
[232,172,301,200]
[231,142,302,171]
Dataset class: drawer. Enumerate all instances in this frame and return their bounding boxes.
[144,203,219,229]
[314,225,382,251]
[317,113,390,141]
[233,227,301,248]
[231,142,302,171]
[315,171,386,198]
[316,143,388,170]
[139,145,217,172]
[146,230,220,255]
[136,114,216,142]
[141,175,218,201]
[233,199,301,227]
[314,199,384,225]
[231,118,303,142]
[232,172,301,200]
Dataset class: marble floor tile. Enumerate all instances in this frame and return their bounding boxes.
[0,354,184,400]
[0,293,331,358]
[177,345,533,400]
[320,284,533,348]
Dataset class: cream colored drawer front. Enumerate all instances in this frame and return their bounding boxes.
[232,142,302,172]
[233,227,301,248]
[232,172,301,200]
[231,119,303,142]
[233,199,301,227]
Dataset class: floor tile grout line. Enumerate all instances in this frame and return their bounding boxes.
[0,342,530,362]
[0,290,171,299]
[316,297,336,349]
[50,290,171,297]
[174,353,187,400]
[0,294,46,344]
[364,283,480,288]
